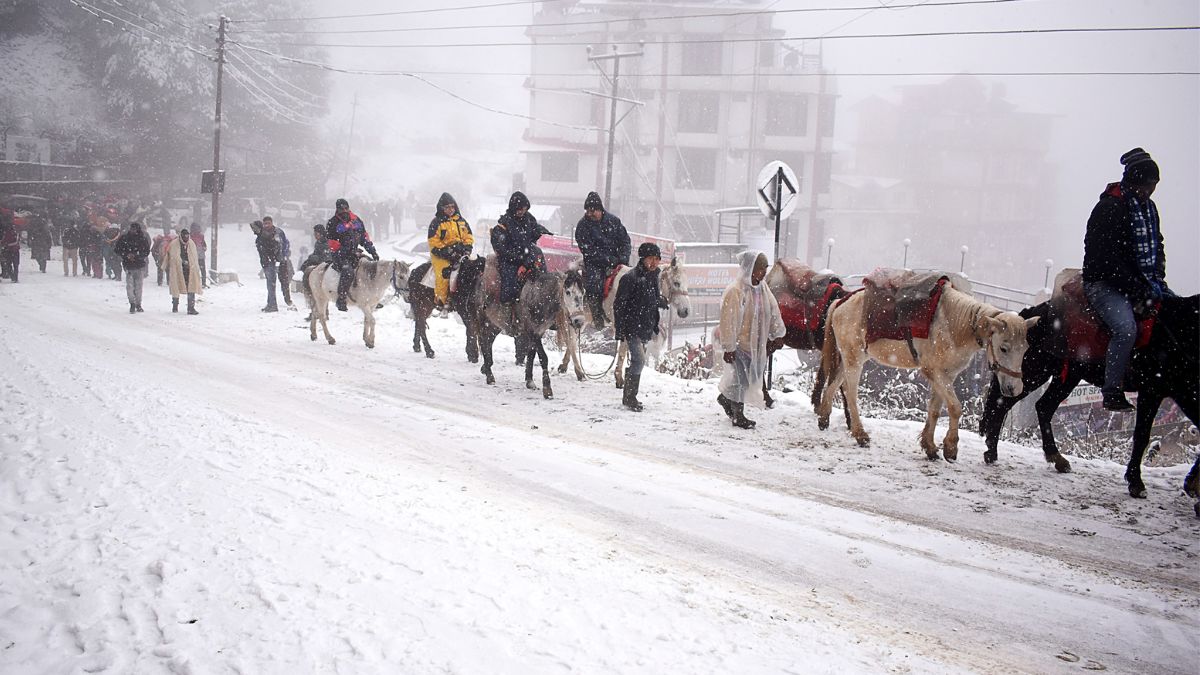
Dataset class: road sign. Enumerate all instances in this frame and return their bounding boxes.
[755,161,798,220]
[200,170,225,194]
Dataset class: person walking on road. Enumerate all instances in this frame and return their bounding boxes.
[114,222,152,313]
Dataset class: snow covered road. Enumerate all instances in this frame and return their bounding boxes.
[1,256,1197,674]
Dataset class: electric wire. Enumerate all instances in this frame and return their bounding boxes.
[229,0,1034,35]
[230,0,570,24]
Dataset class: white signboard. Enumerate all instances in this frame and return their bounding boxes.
[755,160,799,220]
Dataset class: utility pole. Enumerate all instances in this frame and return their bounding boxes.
[341,92,358,196]
[587,44,643,208]
[209,15,227,275]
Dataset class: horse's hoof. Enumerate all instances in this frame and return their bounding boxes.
[367,343,375,349]
[413,344,421,353]
[817,416,829,431]
[557,364,568,374]
[925,448,941,460]
[855,436,870,448]
[311,335,317,342]
[486,375,496,385]
[1128,486,1147,499]
[543,389,553,400]
[526,380,537,390]
[615,381,623,390]
[943,446,958,462]
[1052,455,1072,473]
[327,339,336,346]
[468,356,478,364]
[576,373,585,382]
[983,450,998,464]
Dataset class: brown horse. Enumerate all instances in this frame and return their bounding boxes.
[815,281,1037,460]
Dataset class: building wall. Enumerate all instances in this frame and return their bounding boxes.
[522,1,834,262]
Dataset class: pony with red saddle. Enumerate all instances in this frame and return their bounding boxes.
[763,260,847,409]
[979,269,1198,503]
[816,268,1036,459]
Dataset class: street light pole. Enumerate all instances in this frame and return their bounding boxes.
[959,245,969,274]
[209,15,227,276]
[902,238,911,269]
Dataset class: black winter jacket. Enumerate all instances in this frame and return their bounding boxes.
[492,212,550,267]
[114,230,152,270]
[574,211,631,270]
[613,264,663,342]
[1082,182,1166,301]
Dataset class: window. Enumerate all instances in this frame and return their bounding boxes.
[677,92,719,133]
[765,94,808,136]
[541,152,579,183]
[675,148,717,190]
[681,42,722,75]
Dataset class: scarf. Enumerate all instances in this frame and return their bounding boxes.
[1123,186,1162,294]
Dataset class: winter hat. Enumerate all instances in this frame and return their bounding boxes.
[437,192,457,212]
[180,228,190,237]
[335,198,350,210]
[584,191,604,212]
[1121,147,1159,185]
[638,242,661,260]
[129,222,142,232]
[508,191,530,213]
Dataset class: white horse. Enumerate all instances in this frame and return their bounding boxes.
[557,257,691,387]
[302,259,411,349]
[814,282,1036,460]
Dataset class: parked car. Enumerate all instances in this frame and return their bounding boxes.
[234,197,266,222]
[310,206,335,224]
[269,200,309,226]
[165,197,209,230]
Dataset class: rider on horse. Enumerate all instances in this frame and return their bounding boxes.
[492,191,551,329]
[326,198,379,312]
[574,191,631,329]
[1082,148,1175,411]
[427,192,474,309]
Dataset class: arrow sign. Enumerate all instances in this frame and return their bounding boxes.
[755,160,799,220]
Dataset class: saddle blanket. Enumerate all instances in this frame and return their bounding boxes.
[862,268,950,344]
[768,259,844,340]
[602,265,626,299]
[1051,269,1154,363]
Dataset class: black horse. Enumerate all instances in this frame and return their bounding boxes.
[979,294,1199,500]
[406,258,486,361]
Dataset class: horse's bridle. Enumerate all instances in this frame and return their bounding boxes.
[974,306,1023,379]
[390,262,408,300]
[660,267,690,306]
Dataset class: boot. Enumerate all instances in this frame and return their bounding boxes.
[730,402,756,429]
[591,297,606,329]
[129,303,136,314]
[187,296,198,315]
[136,305,144,313]
[622,372,643,412]
[717,393,735,420]
[172,298,179,313]
[336,298,348,312]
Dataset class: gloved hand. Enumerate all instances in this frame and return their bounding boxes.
[370,250,380,261]
[657,297,670,310]
[442,266,452,278]
[723,351,736,364]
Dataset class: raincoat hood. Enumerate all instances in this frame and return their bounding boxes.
[436,192,458,216]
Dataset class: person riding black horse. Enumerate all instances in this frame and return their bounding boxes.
[1082,148,1174,411]
[492,191,551,332]
[574,191,630,329]
[326,198,379,312]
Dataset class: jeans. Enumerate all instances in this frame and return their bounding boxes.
[626,338,647,379]
[278,260,293,305]
[1084,281,1136,392]
[125,267,147,307]
[727,351,754,403]
[63,248,78,276]
[263,264,278,309]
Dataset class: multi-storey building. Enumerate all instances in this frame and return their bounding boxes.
[521,0,835,261]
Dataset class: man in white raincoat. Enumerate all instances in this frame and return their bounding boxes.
[716,251,786,429]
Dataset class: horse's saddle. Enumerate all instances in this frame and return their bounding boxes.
[1050,269,1155,363]
[602,265,625,299]
[862,268,951,344]
[768,259,844,348]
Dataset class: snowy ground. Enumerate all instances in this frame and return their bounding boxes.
[1,240,1197,674]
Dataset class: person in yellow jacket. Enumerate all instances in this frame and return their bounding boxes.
[427,192,474,305]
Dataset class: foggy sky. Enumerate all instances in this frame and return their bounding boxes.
[295,0,1197,293]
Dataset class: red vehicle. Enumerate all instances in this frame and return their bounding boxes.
[536,230,675,273]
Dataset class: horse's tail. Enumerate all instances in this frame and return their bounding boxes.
[813,297,842,410]
[301,265,319,309]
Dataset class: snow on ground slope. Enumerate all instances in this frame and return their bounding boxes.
[0,247,1197,674]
